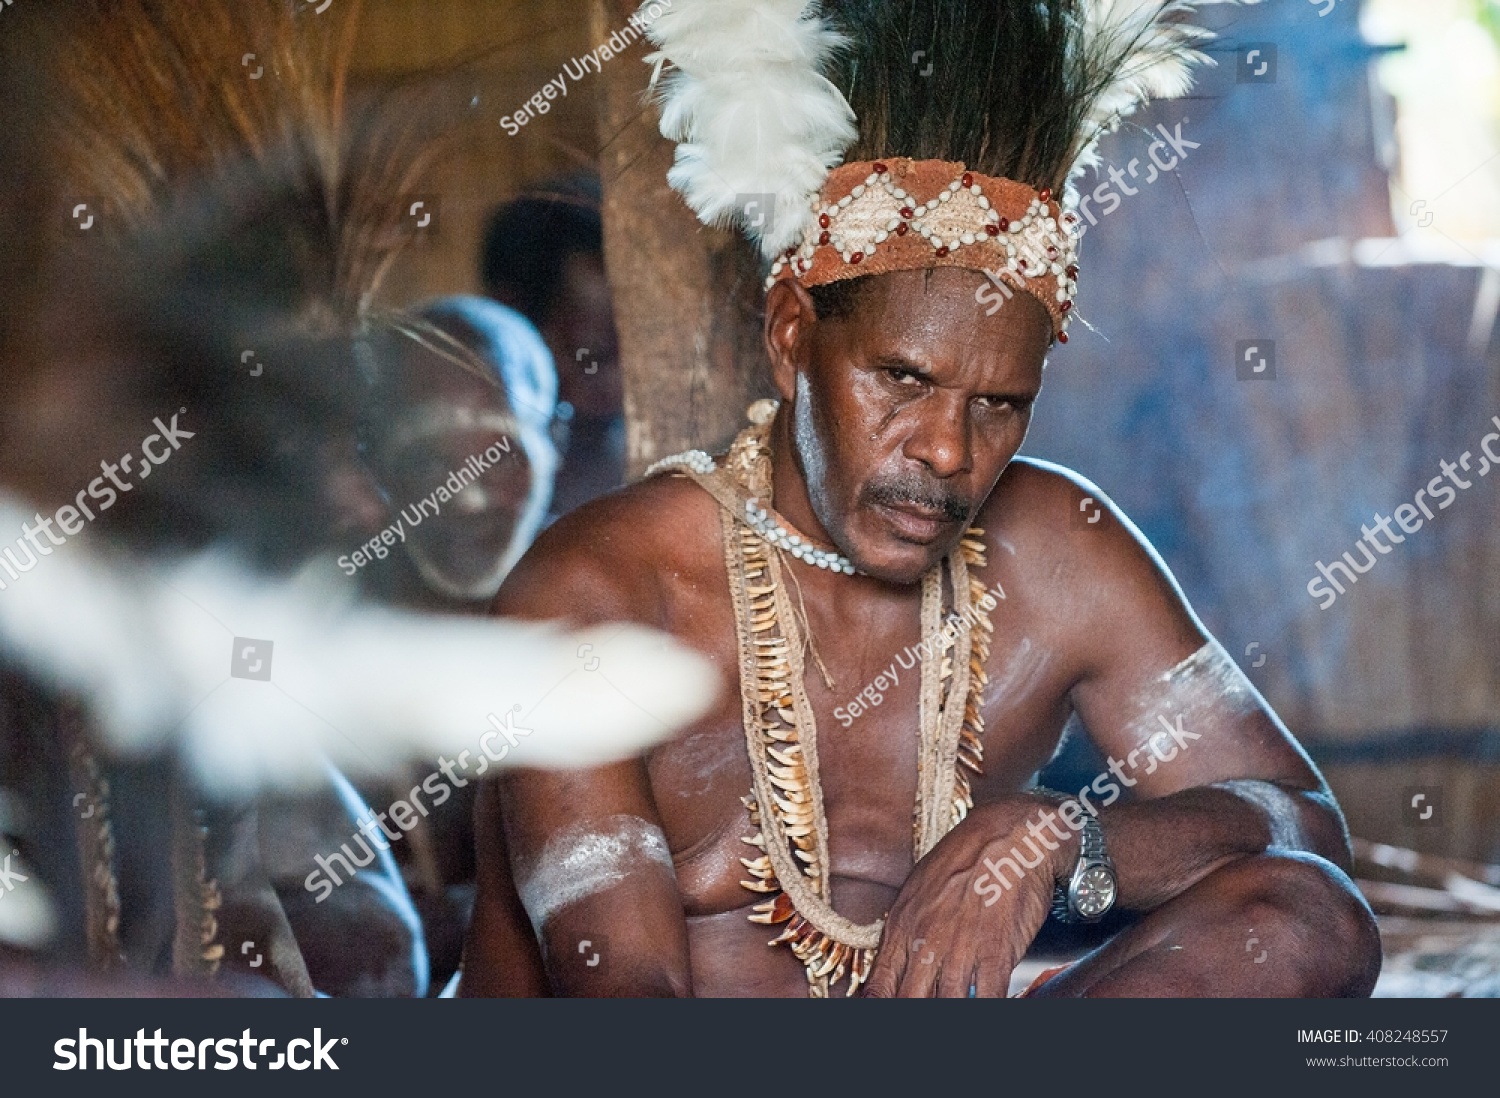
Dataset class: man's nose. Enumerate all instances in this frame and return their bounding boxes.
[901,402,972,479]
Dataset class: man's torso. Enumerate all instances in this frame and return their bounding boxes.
[626,459,1084,995]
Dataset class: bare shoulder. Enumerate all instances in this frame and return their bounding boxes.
[492,472,725,630]
[978,457,1111,563]
[981,456,1164,570]
[977,458,1202,658]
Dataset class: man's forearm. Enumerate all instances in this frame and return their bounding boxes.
[539,928,690,997]
[1096,781,1351,912]
[507,808,692,997]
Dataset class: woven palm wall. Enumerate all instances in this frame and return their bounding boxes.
[1019,1,1500,859]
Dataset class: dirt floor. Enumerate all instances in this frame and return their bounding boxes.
[1373,917,1500,997]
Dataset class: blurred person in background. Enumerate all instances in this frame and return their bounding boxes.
[321,309,557,994]
[0,0,556,999]
[479,177,626,518]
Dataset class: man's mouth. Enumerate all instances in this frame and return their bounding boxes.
[873,500,958,544]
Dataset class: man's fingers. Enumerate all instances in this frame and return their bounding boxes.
[970,954,1014,999]
[896,962,940,998]
[862,947,904,998]
[936,946,980,998]
[895,941,942,998]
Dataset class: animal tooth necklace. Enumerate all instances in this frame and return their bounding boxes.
[649,402,993,996]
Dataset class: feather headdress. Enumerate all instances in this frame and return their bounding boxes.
[645,0,1253,263]
[643,0,859,259]
[0,500,717,797]
[1067,0,1240,179]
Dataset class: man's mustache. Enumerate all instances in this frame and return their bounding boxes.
[864,474,971,523]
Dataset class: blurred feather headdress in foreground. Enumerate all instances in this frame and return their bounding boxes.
[0,0,718,793]
[643,0,1254,344]
[0,497,717,797]
[13,0,463,557]
[46,0,433,327]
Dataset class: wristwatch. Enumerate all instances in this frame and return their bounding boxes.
[1034,787,1118,924]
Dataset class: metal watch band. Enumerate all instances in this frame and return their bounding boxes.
[1077,814,1109,863]
[1033,786,1112,923]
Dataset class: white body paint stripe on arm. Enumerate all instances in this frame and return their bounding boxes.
[516,814,675,932]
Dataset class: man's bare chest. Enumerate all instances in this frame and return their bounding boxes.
[646,579,1074,916]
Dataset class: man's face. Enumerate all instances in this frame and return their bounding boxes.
[377,409,533,600]
[770,267,1050,585]
[542,252,622,420]
[364,338,535,602]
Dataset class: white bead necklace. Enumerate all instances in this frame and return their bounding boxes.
[645,451,859,575]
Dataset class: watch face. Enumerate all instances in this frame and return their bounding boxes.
[1074,866,1117,918]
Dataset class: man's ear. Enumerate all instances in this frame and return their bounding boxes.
[763,279,819,403]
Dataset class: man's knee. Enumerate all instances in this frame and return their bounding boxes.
[1221,852,1380,996]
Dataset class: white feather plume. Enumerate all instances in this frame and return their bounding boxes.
[1067,0,1251,179]
[641,0,857,259]
[0,497,718,798]
[0,850,54,950]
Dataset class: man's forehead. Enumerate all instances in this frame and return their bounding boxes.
[827,269,1050,376]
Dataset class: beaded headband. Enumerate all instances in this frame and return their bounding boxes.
[643,0,1236,349]
[766,158,1080,344]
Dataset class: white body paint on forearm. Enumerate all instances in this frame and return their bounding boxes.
[1217,778,1306,850]
[517,814,675,931]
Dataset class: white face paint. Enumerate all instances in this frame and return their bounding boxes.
[792,371,837,538]
[516,814,675,932]
[1119,640,1261,753]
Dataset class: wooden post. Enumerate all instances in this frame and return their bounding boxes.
[593,0,771,478]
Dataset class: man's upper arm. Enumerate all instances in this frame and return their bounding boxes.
[498,758,689,995]
[485,495,693,995]
[1034,467,1324,798]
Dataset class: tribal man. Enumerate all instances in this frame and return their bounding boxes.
[467,0,1381,997]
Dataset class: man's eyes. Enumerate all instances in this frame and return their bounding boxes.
[977,396,1032,413]
[877,367,1033,414]
[884,367,924,387]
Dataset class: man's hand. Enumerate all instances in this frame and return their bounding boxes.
[863,795,1077,997]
